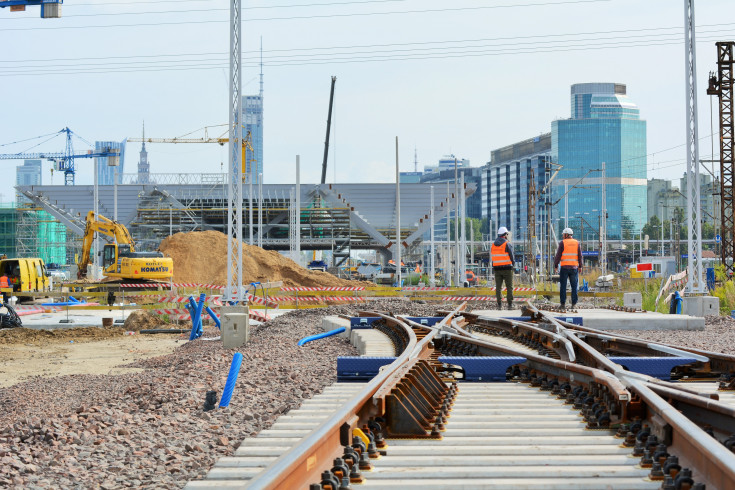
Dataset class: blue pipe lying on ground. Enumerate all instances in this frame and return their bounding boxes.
[219,352,243,408]
[297,327,346,347]
[41,299,87,307]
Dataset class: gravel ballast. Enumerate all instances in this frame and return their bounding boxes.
[0,299,469,488]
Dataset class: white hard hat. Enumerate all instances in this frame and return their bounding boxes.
[562,227,574,235]
[497,226,509,236]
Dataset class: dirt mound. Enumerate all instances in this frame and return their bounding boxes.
[0,327,125,345]
[159,230,372,288]
[123,310,168,331]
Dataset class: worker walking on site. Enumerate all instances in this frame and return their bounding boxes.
[491,227,515,310]
[554,227,584,311]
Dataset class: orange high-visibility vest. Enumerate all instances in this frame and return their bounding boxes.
[0,275,7,288]
[560,238,580,267]
[491,241,512,266]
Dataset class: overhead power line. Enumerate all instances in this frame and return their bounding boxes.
[0,0,611,30]
[1,30,733,76]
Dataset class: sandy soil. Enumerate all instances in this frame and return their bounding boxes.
[0,327,185,388]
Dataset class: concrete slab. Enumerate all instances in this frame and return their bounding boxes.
[471,308,704,331]
[16,307,296,330]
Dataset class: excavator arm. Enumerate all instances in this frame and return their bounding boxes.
[77,211,135,277]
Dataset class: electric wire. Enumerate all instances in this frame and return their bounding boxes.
[1,32,732,77]
[0,0,613,30]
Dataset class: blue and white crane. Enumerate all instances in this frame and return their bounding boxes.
[0,127,119,185]
[0,0,62,18]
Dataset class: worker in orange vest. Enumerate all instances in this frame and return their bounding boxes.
[491,226,515,310]
[0,273,8,303]
[554,228,584,311]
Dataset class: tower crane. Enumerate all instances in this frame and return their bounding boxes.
[0,127,120,185]
[127,125,256,181]
[0,0,62,18]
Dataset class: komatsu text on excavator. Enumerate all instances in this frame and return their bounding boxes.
[77,211,173,281]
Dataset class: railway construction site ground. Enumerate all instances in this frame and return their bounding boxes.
[1,299,734,488]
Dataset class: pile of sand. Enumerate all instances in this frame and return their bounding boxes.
[159,230,371,288]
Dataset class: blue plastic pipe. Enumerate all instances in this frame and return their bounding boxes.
[219,352,243,408]
[194,293,206,335]
[42,300,86,306]
[206,306,221,329]
[186,304,201,341]
[297,327,346,347]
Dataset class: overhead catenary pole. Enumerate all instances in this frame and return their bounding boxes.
[395,137,401,288]
[601,161,607,276]
[93,158,99,278]
[564,179,568,228]
[446,181,451,286]
[684,0,704,293]
[430,185,435,286]
[460,171,467,283]
[226,0,244,303]
[258,173,263,249]
[454,158,460,287]
[295,158,301,265]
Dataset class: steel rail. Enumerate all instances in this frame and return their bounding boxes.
[438,331,630,401]
[621,374,735,490]
[455,309,718,399]
[447,303,735,488]
[553,317,735,378]
[244,305,465,489]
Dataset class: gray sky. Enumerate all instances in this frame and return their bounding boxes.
[1,0,734,204]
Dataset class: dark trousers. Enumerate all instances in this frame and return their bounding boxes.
[494,269,513,304]
[559,267,579,306]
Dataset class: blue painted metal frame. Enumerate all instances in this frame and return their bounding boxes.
[438,356,527,382]
[337,356,527,382]
[609,357,700,380]
[0,0,61,6]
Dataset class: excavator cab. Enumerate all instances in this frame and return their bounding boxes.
[102,244,117,270]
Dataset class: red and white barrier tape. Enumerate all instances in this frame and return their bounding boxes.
[268,296,366,302]
[442,297,499,301]
[402,287,452,291]
[280,286,365,291]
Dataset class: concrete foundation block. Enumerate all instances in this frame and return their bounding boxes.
[623,292,642,309]
[682,296,720,318]
[221,305,249,348]
[322,316,351,339]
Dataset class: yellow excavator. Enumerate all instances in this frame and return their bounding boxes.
[77,211,173,281]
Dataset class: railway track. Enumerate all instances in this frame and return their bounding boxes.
[187,302,735,489]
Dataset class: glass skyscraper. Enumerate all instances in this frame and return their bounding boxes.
[243,94,263,183]
[551,83,647,241]
[95,140,126,186]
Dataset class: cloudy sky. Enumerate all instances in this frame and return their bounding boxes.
[1,0,734,203]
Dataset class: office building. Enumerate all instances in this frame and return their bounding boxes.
[95,141,126,186]
[482,134,551,245]
[423,155,469,175]
[16,159,42,204]
[648,178,686,223]
[551,83,647,240]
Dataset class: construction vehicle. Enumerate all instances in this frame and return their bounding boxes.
[77,211,173,281]
[0,257,50,298]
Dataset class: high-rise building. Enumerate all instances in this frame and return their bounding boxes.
[16,159,42,204]
[95,141,126,186]
[482,134,551,245]
[242,55,264,183]
[551,83,647,240]
[138,122,150,184]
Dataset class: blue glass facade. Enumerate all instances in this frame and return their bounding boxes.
[95,141,126,186]
[552,83,647,240]
[242,95,263,183]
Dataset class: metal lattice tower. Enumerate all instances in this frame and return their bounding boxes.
[226,0,244,302]
[684,0,705,293]
[708,42,735,275]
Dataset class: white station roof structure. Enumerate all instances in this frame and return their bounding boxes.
[18,181,475,251]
